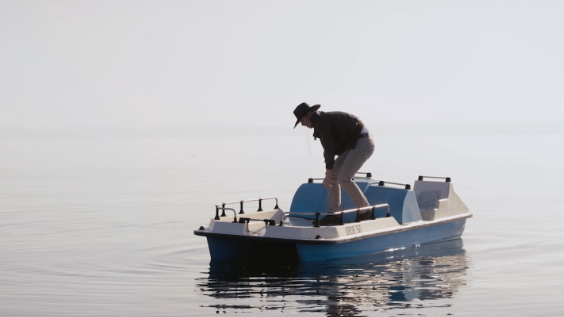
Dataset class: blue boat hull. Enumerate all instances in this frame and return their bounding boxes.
[297,218,466,262]
[205,218,467,263]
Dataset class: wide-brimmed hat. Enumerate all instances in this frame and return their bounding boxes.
[293,102,320,128]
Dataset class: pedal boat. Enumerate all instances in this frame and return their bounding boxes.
[194,174,472,263]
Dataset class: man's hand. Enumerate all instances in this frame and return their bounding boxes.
[323,169,332,188]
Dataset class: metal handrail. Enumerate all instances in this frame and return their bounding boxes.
[214,207,238,223]
[216,197,279,216]
[374,180,411,190]
[307,178,325,183]
[418,175,451,182]
[355,171,373,178]
[284,203,391,227]
[309,172,372,184]
[237,217,277,226]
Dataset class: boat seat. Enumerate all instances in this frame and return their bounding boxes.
[413,181,450,211]
[364,185,422,224]
[289,183,328,216]
[289,179,373,223]
[285,216,314,227]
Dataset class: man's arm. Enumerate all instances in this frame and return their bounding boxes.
[317,120,336,170]
[323,169,332,188]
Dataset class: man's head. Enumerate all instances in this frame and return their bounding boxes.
[293,102,320,129]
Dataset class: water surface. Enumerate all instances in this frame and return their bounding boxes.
[1,133,563,316]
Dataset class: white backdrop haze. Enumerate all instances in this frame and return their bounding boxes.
[1,0,563,132]
[2,2,564,316]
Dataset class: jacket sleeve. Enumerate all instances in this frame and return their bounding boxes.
[317,120,336,169]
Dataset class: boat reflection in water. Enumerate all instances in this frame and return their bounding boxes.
[197,239,471,315]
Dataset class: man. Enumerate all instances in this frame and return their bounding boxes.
[293,102,375,225]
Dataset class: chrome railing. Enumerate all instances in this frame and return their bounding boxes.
[215,207,238,223]
[418,175,451,182]
[284,203,390,227]
[215,197,279,219]
[308,171,372,183]
[373,180,411,190]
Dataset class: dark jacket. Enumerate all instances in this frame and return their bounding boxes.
[311,111,364,169]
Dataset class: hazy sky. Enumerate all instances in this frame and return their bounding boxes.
[1,0,563,128]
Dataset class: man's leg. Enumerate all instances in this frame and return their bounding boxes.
[327,150,349,213]
[337,136,376,208]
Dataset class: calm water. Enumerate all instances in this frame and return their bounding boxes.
[1,132,563,316]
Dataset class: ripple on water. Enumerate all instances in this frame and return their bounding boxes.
[196,239,471,315]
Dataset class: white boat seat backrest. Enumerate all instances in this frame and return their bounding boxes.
[413,181,451,211]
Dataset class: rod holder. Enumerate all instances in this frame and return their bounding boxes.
[239,201,244,214]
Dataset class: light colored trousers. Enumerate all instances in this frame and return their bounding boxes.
[328,135,376,213]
